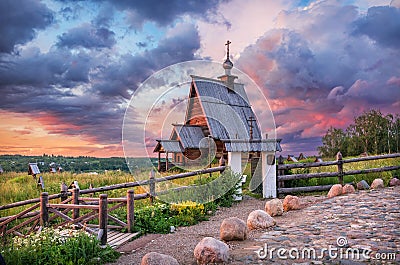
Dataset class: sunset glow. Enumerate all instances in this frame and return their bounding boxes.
[1,0,399,157]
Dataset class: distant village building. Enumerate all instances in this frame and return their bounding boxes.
[0,165,3,174]
[314,157,323,162]
[154,41,282,198]
[287,155,298,162]
[28,163,40,178]
[298,153,307,160]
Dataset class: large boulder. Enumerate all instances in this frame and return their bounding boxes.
[141,252,179,265]
[327,184,343,198]
[371,178,384,189]
[389,177,400,187]
[247,210,275,230]
[283,195,301,211]
[342,184,356,194]
[194,237,229,264]
[220,217,247,241]
[265,199,283,216]
[356,180,370,190]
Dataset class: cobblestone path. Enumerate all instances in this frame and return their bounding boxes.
[231,186,400,264]
[111,186,399,265]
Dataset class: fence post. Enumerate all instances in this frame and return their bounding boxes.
[336,151,343,185]
[40,192,49,227]
[99,194,108,246]
[277,155,285,189]
[1,224,7,245]
[72,188,80,219]
[149,169,155,204]
[60,182,68,202]
[127,190,135,233]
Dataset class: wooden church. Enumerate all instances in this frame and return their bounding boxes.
[154,41,281,197]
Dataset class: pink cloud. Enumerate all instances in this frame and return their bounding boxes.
[387,76,400,86]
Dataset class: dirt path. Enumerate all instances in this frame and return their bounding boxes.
[107,186,400,264]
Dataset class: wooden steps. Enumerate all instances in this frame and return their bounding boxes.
[107,230,140,249]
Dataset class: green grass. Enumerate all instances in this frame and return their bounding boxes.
[0,171,152,218]
[0,168,241,232]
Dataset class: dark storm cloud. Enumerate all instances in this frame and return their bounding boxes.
[107,0,228,28]
[57,0,229,28]
[353,6,400,49]
[0,0,54,53]
[92,23,200,98]
[57,24,116,49]
[0,48,91,89]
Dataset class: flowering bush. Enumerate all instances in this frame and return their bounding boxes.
[1,225,120,265]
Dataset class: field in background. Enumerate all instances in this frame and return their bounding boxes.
[1,156,399,216]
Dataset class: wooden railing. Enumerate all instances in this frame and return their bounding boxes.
[277,152,400,194]
[0,166,225,245]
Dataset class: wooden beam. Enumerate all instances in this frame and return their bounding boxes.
[5,215,40,235]
[47,204,99,210]
[149,170,155,204]
[278,185,333,194]
[40,192,49,227]
[79,197,127,203]
[127,190,134,233]
[72,188,80,219]
[48,208,96,235]
[278,160,338,170]
[0,211,39,222]
[344,165,400,175]
[342,153,400,163]
[278,172,340,181]
[57,210,97,227]
[99,194,108,246]
[278,153,400,170]
[107,214,127,227]
[0,193,62,211]
[0,203,39,227]
[152,166,225,183]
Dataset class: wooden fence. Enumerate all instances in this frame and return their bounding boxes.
[277,152,400,194]
[0,166,225,245]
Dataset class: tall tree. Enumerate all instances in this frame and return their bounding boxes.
[318,109,400,157]
[318,127,347,157]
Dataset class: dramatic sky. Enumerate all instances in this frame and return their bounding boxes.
[1,0,399,157]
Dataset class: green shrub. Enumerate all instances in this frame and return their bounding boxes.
[133,170,242,234]
[134,201,209,234]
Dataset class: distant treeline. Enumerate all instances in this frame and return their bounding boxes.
[0,154,154,173]
[318,109,400,157]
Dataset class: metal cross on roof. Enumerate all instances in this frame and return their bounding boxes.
[225,40,231,58]
[247,116,256,140]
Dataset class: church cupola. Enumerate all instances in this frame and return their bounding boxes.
[223,40,233,75]
[218,40,237,90]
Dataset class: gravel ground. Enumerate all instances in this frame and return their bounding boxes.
[107,194,323,265]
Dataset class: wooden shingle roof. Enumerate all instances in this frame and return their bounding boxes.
[193,79,261,140]
[28,163,40,175]
[172,125,204,149]
[154,140,183,153]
